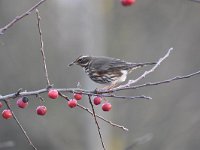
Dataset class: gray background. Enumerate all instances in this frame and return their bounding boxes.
[0,0,200,150]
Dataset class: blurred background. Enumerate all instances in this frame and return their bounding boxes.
[0,0,200,150]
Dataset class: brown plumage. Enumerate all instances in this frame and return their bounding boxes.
[69,55,156,88]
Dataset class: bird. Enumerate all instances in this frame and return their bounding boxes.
[69,55,156,89]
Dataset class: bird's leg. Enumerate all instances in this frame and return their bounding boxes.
[101,83,120,101]
[102,82,119,91]
[95,82,119,95]
[107,84,117,90]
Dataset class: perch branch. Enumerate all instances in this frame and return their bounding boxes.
[1,66,200,101]
[118,69,200,92]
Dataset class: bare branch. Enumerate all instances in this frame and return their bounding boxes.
[4,100,37,150]
[36,9,51,86]
[0,0,46,35]
[0,87,149,102]
[77,103,129,131]
[88,95,106,150]
[1,66,200,102]
[58,92,129,131]
[114,47,173,90]
[116,69,200,92]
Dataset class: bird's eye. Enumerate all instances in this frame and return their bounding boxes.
[78,58,88,64]
[78,59,83,62]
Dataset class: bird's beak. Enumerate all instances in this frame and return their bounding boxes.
[68,61,76,67]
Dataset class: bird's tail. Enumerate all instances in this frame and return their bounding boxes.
[133,62,157,67]
[128,62,156,72]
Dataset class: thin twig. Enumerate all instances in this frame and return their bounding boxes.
[36,94,45,102]
[58,92,128,131]
[15,88,23,97]
[115,47,173,90]
[101,94,152,100]
[117,69,200,91]
[4,100,37,150]
[36,9,50,86]
[88,95,106,150]
[76,103,128,131]
[0,0,46,35]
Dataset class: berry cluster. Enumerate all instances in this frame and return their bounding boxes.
[0,89,58,119]
[48,90,112,112]
[1,89,113,120]
[93,96,112,112]
[67,93,112,112]
[67,93,82,108]
[1,96,30,119]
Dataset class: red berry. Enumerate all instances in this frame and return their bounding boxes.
[0,102,3,108]
[2,109,12,119]
[121,0,135,6]
[36,106,47,116]
[102,102,112,111]
[74,93,82,100]
[17,98,28,108]
[48,89,59,99]
[68,99,77,108]
[93,96,102,105]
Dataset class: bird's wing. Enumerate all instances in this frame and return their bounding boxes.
[90,57,132,72]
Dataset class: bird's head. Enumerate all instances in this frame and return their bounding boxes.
[68,55,92,67]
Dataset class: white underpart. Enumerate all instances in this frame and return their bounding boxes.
[114,70,128,84]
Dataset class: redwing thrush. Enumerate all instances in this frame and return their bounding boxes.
[69,56,156,89]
